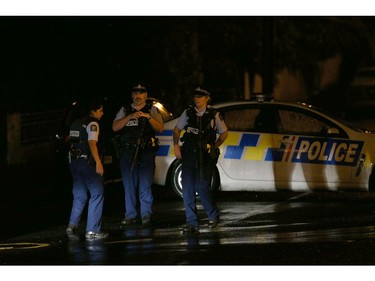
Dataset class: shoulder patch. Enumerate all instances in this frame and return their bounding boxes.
[90,124,98,132]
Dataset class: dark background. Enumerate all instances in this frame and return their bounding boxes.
[1,16,375,115]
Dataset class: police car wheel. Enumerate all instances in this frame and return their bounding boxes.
[169,159,220,198]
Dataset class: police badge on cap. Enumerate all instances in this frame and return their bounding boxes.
[193,87,210,96]
[132,84,147,93]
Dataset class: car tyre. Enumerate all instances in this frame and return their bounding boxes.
[169,159,220,198]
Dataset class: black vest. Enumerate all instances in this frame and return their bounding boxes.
[69,116,102,157]
[119,103,155,144]
[182,105,217,147]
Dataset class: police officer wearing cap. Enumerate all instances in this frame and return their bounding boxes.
[173,87,228,233]
[66,97,109,241]
[113,85,164,225]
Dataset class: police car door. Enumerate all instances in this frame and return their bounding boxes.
[273,106,358,191]
[219,105,277,190]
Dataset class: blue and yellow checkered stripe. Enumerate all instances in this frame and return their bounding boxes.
[155,130,271,160]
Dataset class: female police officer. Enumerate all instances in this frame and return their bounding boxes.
[173,87,228,233]
[66,97,108,240]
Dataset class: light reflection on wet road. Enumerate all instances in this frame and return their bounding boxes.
[2,190,375,265]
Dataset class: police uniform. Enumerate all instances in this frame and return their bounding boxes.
[67,115,105,236]
[175,93,227,231]
[114,98,163,224]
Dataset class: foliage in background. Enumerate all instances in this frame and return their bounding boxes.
[1,16,374,115]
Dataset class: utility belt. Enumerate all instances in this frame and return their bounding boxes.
[121,143,137,150]
[69,147,88,159]
[182,143,208,153]
[68,150,89,164]
[70,154,88,160]
[182,142,220,163]
[123,138,159,150]
[182,145,199,153]
[112,136,159,158]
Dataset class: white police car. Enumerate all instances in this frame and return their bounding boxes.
[153,99,375,197]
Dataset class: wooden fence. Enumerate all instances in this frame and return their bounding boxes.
[6,109,66,164]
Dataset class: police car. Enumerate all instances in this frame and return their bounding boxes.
[153,98,375,197]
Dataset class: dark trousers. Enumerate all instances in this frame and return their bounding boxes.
[68,158,104,232]
[119,148,155,220]
[181,150,219,227]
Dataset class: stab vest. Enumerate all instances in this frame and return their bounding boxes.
[119,102,156,143]
[69,116,102,157]
[182,105,217,147]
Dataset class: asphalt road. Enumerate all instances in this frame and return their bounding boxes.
[2,180,375,266]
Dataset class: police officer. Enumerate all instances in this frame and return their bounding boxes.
[112,85,164,225]
[66,97,109,241]
[173,87,228,233]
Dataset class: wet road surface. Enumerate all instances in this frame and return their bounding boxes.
[2,183,375,265]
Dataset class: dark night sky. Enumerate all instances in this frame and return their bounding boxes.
[0,15,247,112]
[0,4,371,112]
[1,17,172,110]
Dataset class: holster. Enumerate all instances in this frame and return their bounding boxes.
[112,136,137,158]
[146,137,160,151]
[70,147,83,159]
[209,147,220,164]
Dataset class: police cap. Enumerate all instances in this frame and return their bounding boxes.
[193,87,210,97]
[132,84,147,93]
